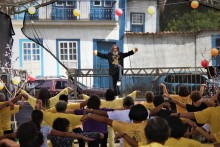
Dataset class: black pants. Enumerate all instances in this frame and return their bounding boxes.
[112,73,120,96]
[88,133,108,147]
[73,128,85,147]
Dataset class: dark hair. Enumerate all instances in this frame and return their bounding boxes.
[217,92,220,104]
[87,95,101,109]
[37,88,51,108]
[129,104,148,121]
[145,117,170,144]
[123,96,134,107]
[53,118,70,132]
[145,91,154,103]
[111,44,119,52]
[190,91,201,102]
[153,95,164,107]
[59,94,68,102]
[16,122,43,147]
[178,86,190,97]
[105,89,115,101]
[167,116,187,138]
[31,110,43,131]
[55,100,67,112]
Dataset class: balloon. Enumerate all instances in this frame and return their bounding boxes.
[211,48,219,57]
[12,77,21,85]
[148,6,156,15]
[115,8,123,17]
[28,7,36,15]
[201,59,209,68]
[0,82,5,90]
[28,75,36,82]
[191,1,199,9]
[73,9,80,17]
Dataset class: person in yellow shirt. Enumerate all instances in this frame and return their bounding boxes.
[81,104,148,147]
[140,117,170,147]
[142,91,155,110]
[0,93,24,136]
[161,83,192,113]
[21,87,73,109]
[171,92,220,136]
[165,116,213,147]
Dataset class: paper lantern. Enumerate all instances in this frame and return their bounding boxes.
[73,9,80,17]
[12,77,21,85]
[0,82,5,90]
[191,1,199,9]
[28,75,36,82]
[28,7,36,15]
[211,48,219,57]
[115,8,123,17]
[148,6,156,15]
[201,59,209,68]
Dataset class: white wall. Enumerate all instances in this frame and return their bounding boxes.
[124,31,220,69]
[126,0,158,32]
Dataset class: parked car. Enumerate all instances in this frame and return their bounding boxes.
[26,78,106,98]
[152,72,216,96]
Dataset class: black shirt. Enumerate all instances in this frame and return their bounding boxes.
[186,102,208,112]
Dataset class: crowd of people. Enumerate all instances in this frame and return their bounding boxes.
[0,84,220,147]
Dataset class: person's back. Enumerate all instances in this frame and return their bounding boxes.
[186,91,207,112]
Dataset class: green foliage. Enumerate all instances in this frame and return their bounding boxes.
[166,10,220,31]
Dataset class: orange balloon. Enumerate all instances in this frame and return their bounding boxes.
[211,48,219,57]
[191,1,199,9]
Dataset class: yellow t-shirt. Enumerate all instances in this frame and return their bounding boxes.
[141,142,167,147]
[100,91,137,109]
[0,105,19,131]
[214,132,220,143]
[46,103,80,113]
[42,110,82,131]
[142,102,155,110]
[170,95,191,113]
[165,137,213,147]
[194,106,220,135]
[112,120,147,147]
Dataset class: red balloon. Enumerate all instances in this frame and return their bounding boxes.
[115,8,123,16]
[201,59,209,68]
[28,75,36,82]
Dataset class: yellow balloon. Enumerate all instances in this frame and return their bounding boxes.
[28,7,36,15]
[73,9,80,17]
[148,6,156,15]
[12,77,21,85]
[0,82,4,90]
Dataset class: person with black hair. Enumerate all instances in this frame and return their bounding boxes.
[144,117,170,146]
[152,95,174,119]
[93,45,138,96]
[74,95,110,147]
[171,92,220,140]
[30,110,94,147]
[81,104,148,147]
[161,83,191,113]
[165,116,215,147]
[48,117,104,147]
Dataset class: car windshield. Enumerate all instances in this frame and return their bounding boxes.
[28,80,51,89]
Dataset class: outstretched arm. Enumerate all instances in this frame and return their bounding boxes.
[81,114,113,126]
[84,108,108,117]
[93,50,108,59]
[115,133,138,147]
[163,94,186,109]
[150,102,171,116]
[195,127,215,142]
[171,112,195,119]
[121,48,138,58]
[160,83,169,95]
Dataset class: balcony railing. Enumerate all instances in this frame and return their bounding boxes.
[12,0,117,21]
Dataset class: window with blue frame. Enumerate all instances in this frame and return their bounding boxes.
[52,0,77,20]
[131,13,145,32]
[20,40,43,76]
[90,0,115,20]
[212,36,220,66]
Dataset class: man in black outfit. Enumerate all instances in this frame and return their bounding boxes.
[93,45,138,96]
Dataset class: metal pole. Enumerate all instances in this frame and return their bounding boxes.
[73,68,78,99]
